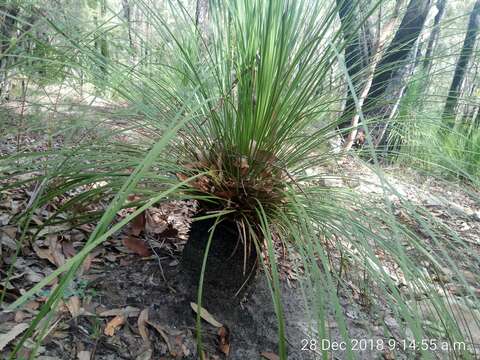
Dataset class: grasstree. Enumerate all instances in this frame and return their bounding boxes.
[167,0,338,299]
[177,140,289,294]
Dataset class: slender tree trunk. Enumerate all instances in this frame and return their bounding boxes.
[422,0,446,74]
[473,107,480,128]
[336,0,373,133]
[442,0,480,127]
[0,5,19,102]
[121,0,134,53]
[340,0,405,147]
[195,0,208,39]
[360,0,432,150]
[99,0,109,75]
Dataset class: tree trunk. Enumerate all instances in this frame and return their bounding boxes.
[442,0,480,127]
[422,0,446,74]
[336,0,373,133]
[361,0,432,150]
[195,0,209,39]
[99,0,109,75]
[340,0,405,148]
[473,107,480,128]
[0,5,19,102]
[121,0,134,52]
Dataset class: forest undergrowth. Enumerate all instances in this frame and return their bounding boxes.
[1,0,480,359]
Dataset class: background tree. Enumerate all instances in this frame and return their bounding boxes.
[360,0,432,150]
[195,0,208,39]
[422,0,447,75]
[122,0,135,53]
[442,0,480,127]
[0,4,19,102]
[336,0,373,134]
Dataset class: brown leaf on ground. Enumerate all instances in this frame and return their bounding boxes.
[104,315,125,336]
[99,306,140,318]
[135,348,152,360]
[61,241,76,258]
[138,308,150,345]
[33,244,57,266]
[122,236,151,257]
[0,226,17,250]
[127,194,142,203]
[25,301,40,311]
[261,352,280,360]
[217,325,230,355]
[382,350,395,359]
[66,296,82,318]
[77,350,91,360]
[146,320,172,355]
[14,311,27,323]
[190,303,223,327]
[81,253,94,273]
[0,323,29,351]
[145,209,168,234]
[131,212,146,236]
[33,235,65,267]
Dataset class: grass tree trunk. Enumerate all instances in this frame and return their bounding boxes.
[442,0,480,128]
[0,5,19,102]
[336,0,374,135]
[360,0,432,151]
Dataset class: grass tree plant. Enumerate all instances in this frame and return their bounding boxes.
[1,0,479,359]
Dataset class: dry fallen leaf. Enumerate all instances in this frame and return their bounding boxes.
[0,323,29,351]
[36,224,69,238]
[217,326,230,356]
[190,303,223,327]
[138,308,150,345]
[62,241,76,258]
[122,236,151,257]
[77,350,91,360]
[33,235,65,267]
[25,301,40,311]
[99,306,140,318]
[0,226,17,250]
[66,296,82,318]
[33,244,57,266]
[146,320,173,355]
[145,209,168,234]
[81,253,96,273]
[382,350,396,360]
[135,348,152,360]
[131,212,146,236]
[14,311,27,323]
[104,315,125,336]
[261,352,280,360]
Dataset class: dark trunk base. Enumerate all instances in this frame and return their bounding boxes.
[181,217,258,300]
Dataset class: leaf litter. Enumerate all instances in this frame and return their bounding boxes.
[1,114,480,358]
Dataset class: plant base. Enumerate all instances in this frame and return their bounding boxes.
[181,217,258,298]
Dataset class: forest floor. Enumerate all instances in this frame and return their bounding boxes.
[1,98,480,360]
